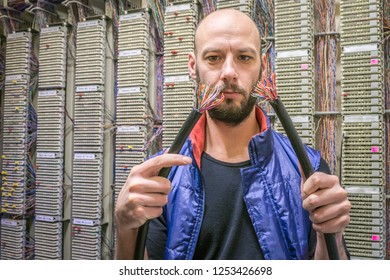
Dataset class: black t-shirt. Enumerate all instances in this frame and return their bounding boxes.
[146,153,331,260]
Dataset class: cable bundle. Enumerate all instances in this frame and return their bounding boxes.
[133,84,224,259]
[253,74,339,260]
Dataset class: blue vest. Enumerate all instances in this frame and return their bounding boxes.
[162,108,320,259]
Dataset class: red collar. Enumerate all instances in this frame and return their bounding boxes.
[189,107,268,168]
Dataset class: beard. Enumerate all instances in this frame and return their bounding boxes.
[196,70,260,126]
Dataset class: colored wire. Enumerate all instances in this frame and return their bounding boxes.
[315,0,337,174]
[134,85,224,260]
[253,74,339,260]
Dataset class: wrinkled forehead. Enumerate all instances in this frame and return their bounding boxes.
[194,11,261,55]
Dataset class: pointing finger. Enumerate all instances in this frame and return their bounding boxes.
[130,153,192,178]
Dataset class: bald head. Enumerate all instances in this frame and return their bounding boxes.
[194,9,261,55]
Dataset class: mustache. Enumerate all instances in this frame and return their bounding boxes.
[219,83,247,95]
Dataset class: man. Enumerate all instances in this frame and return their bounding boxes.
[115,9,351,260]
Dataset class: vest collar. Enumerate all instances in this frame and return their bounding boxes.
[189,106,271,168]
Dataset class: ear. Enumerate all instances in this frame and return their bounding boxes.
[260,53,267,79]
[188,52,197,80]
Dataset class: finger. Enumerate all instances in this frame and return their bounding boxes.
[131,204,164,224]
[308,199,351,224]
[311,213,350,234]
[131,192,169,208]
[298,163,308,197]
[302,187,348,212]
[128,176,172,195]
[301,172,339,198]
[298,162,306,182]
[131,154,192,177]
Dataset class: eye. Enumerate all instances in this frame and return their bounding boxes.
[206,56,220,62]
[238,55,252,61]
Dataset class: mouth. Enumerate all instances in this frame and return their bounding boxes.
[221,91,242,99]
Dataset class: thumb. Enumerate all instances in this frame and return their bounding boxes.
[299,163,308,199]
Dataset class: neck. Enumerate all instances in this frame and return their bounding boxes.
[205,107,259,163]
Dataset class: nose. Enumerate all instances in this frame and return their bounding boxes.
[220,55,238,83]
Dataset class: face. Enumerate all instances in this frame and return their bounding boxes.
[189,10,266,125]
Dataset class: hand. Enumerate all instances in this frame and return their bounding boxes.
[301,172,351,234]
[115,154,192,231]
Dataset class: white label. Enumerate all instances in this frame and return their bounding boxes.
[371,122,380,129]
[371,98,379,104]
[372,162,380,169]
[120,13,143,21]
[118,87,141,94]
[343,115,379,123]
[372,154,380,160]
[371,74,379,81]
[372,171,380,177]
[6,75,23,81]
[291,116,309,123]
[277,50,308,58]
[73,218,94,226]
[78,20,100,28]
[371,82,379,88]
[74,153,95,160]
[344,186,380,194]
[36,215,55,222]
[39,90,58,97]
[119,49,142,57]
[370,20,377,26]
[371,138,380,144]
[369,4,377,11]
[37,152,56,159]
[118,126,140,133]
[1,219,18,226]
[343,43,378,53]
[301,56,309,62]
[7,32,27,39]
[41,26,61,34]
[165,75,190,83]
[371,90,379,97]
[76,85,98,92]
[166,3,191,13]
[372,211,380,217]
[372,178,380,185]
